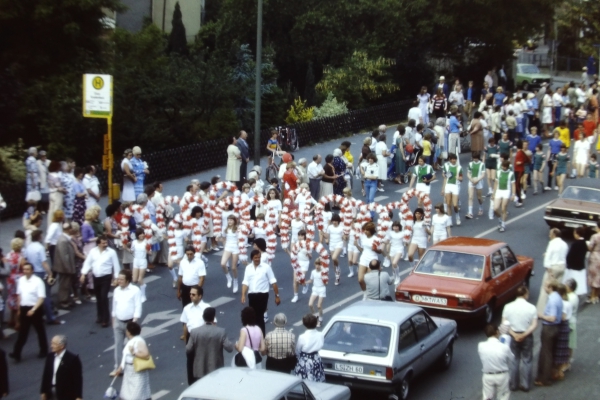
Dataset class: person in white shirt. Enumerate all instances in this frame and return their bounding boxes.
[177,247,207,309]
[384,221,406,284]
[407,100,423,125]
[9,263,48,361]
[241,250,280,335]
[294,314,325,382]
[180,285,212,384]
[110,269,142,377]
[82,165,100,209]
[80,235,121,327]
[502,286,538,392]
[536,228,569,313]
[431,204,452,244]
[478,324,514,400]
[552,88,564,126]
[306,258,326,327]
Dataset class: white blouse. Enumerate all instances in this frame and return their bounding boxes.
[296,329,324,354]
[359,234,379,260]
[120,335,147,368]
[386,230,405,249]
[326,224,344,246]
[412,221,428,241]
[431,214,451,236]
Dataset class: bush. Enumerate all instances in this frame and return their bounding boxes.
[0,139,27,184]
[285,97,314,124]
[313,92,349,119]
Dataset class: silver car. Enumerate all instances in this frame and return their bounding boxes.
[319,301,457,400]
[177,367,351,400]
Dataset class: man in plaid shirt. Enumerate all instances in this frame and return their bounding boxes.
[265,313,297,373]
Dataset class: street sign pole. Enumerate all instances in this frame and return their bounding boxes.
[83,74,114,203]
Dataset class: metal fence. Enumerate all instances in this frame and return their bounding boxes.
[0,99,412,220]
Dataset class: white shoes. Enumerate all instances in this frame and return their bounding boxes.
[348,267,355,278]
[226,275,232,288]
[455,216,461,226]
[233,279,238,293]
[302,285,308,294]
[377,187,385,192]
[291,295,299,303]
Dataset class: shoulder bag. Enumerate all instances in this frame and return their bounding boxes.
[234,328,263,366]
[132,339,156,372]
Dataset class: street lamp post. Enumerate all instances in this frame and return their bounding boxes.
[253,0,263,167]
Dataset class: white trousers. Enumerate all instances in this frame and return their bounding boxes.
[482,372,510,400]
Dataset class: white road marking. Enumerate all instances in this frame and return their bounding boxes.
[293,199,554,327]
[293,268,412,327]
[144,275,162,284]
[395,187,409,194]
[210,296,235,308]
[151,390,170,399]
[374,195,389,202]
[473,200,554,238]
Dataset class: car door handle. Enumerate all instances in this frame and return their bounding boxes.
[420,344,425,349]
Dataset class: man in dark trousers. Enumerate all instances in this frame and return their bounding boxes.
[185,307,234,384]
[40,335,82,400]
[53,223,76,309]
[0,348,8,397]
[236,130,250,190]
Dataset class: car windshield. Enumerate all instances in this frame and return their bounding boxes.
[414,250,485,280]
[561,187,600,203]
[323,322,391,357]
[519,64,540,74]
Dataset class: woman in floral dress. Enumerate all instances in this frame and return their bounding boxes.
[587,221,600,303]
[332,149,347,197]
[294,314,325,382]
[4,238,24,328]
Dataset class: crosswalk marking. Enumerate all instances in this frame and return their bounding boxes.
[395,187,409,194]
[151,390,170,399]
[210,296,235,308]
[374,195,389,202]
[144,275,162,284]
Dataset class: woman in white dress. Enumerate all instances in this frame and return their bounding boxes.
[114,322,152,400]
[121,149,136,202]
[375,135,390,189]
[129,228,149,302]
[354,222,382,299]
[221,215,240,293]
[573,131,591,178]
[417,87,431,125]
[168,220,185,288]
[321,214,345,286]
[407,208,431,266]
[226,136,242,183]
[384,221,405,284]
[265,189,282,232]
[431,203,452,244]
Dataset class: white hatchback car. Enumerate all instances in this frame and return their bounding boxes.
[178,367,351,400]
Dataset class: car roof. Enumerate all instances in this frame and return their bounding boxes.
[331,301,420,324]
[179,368,300,400]
[429,236,505,255]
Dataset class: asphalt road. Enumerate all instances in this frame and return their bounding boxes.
[2,129,599,400]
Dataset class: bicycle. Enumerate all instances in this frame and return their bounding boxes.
[277,126,299,152]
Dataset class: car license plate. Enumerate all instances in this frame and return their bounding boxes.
[414,295,448,305]
[335,363,363,374]
[565,223,580,228]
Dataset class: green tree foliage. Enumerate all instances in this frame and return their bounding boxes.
[167,2,189,55]
[316,51,399,109]
[304,63,317,107]
[557,0,600,57]
[313,92,348,119]
[285,98,314,124]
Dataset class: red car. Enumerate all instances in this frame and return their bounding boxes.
[395,237,534,324]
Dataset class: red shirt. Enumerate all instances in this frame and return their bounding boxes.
[514,150,528,172]
[282,169,298,199]
[583,120,597,137]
